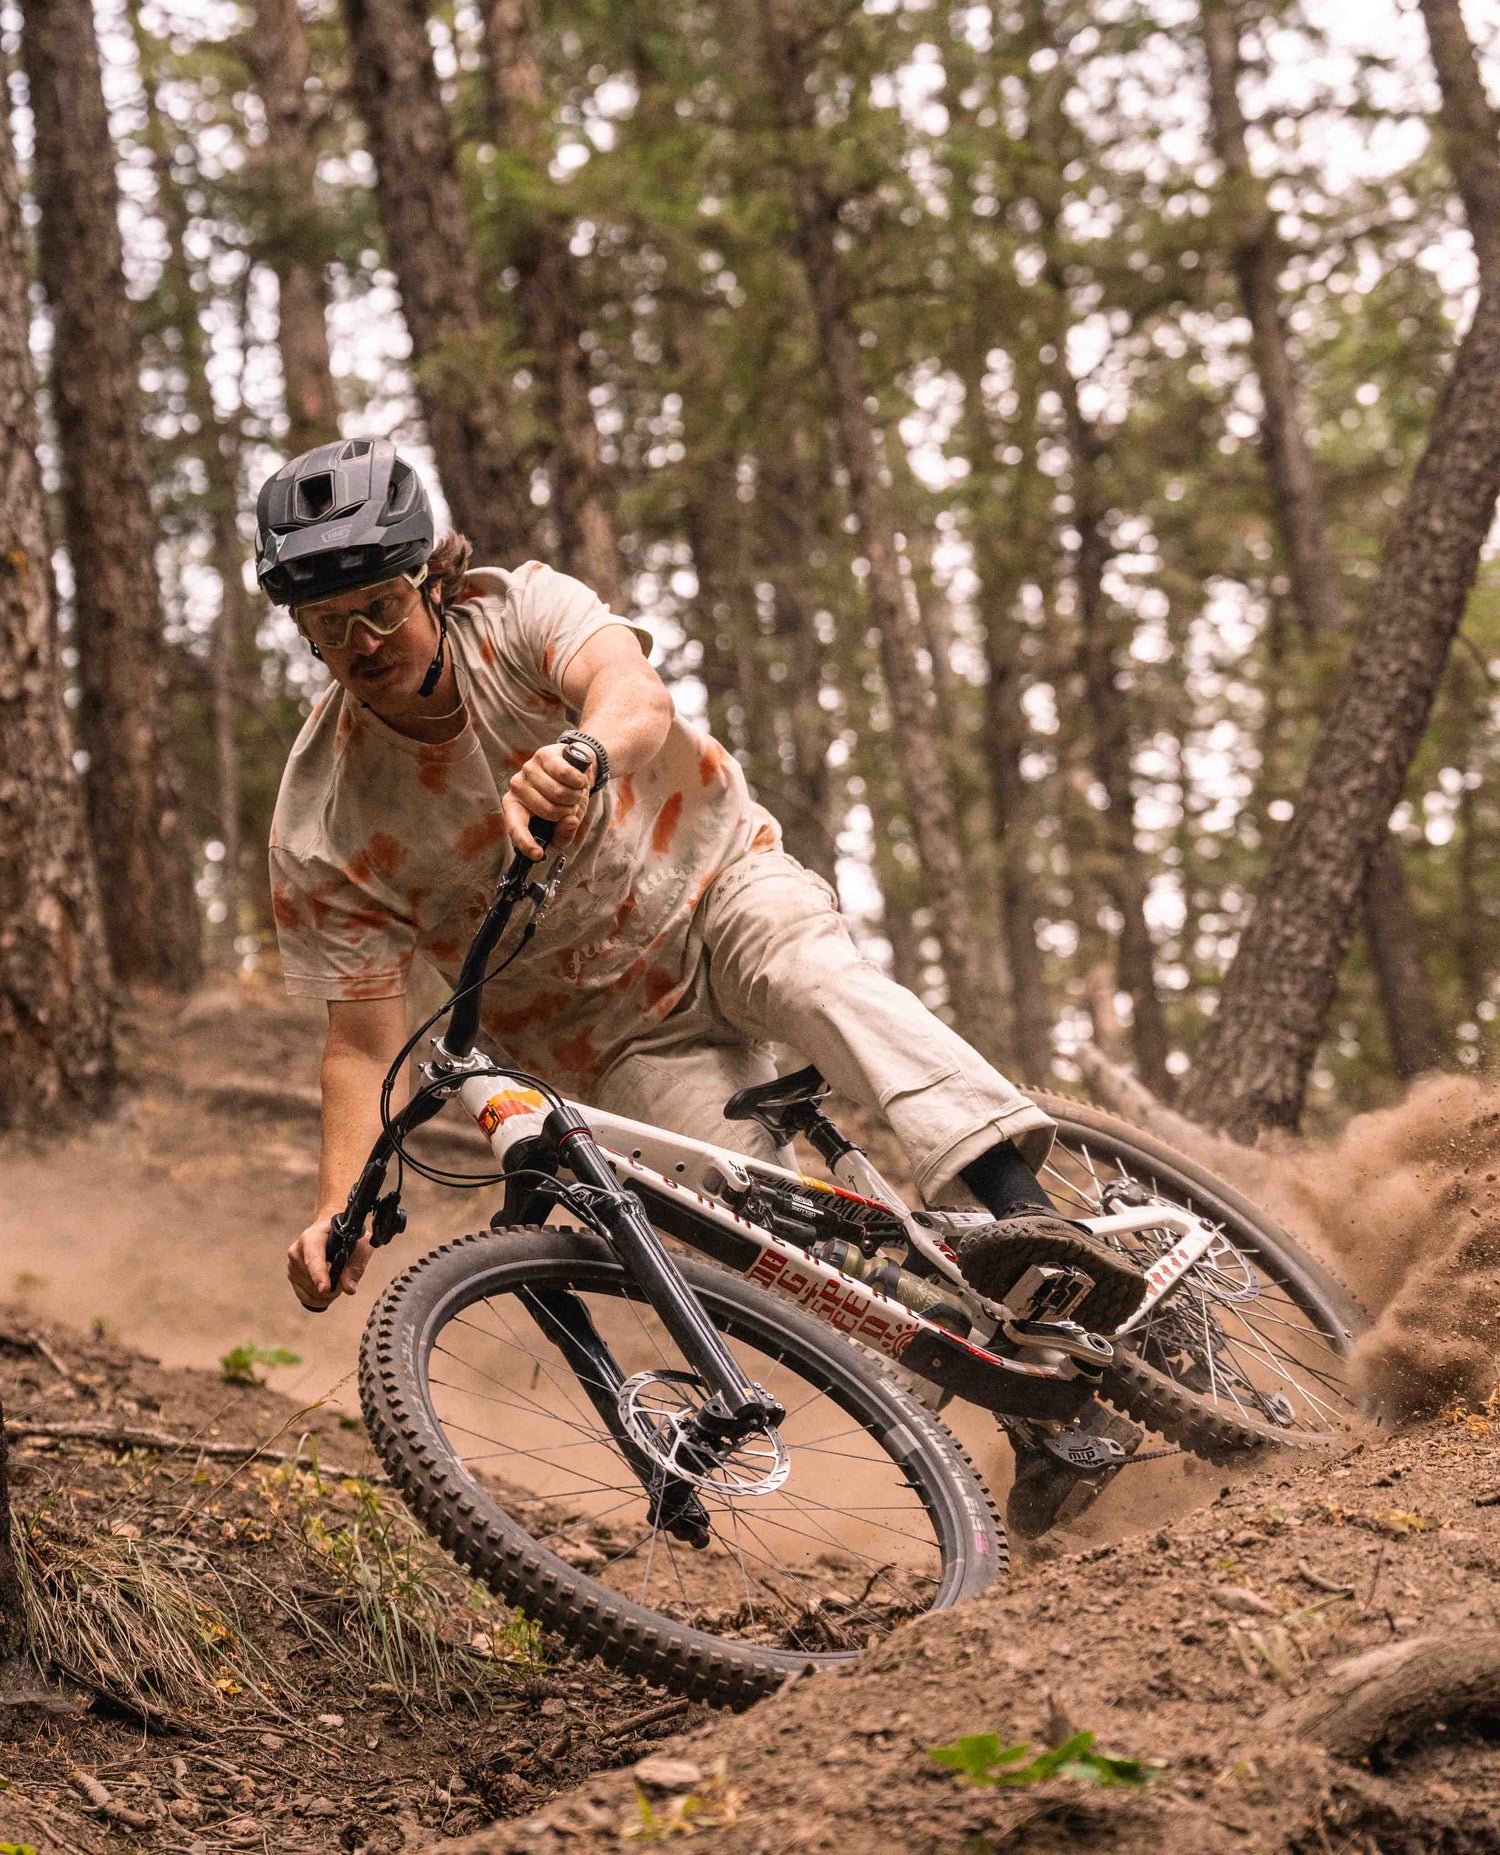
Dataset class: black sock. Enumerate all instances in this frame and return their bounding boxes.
[960,1141,1053,1219]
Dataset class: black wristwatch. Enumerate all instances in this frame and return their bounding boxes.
[557,729,611,793]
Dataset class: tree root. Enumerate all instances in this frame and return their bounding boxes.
[5,1419,381,1480]
[1268,1632,1500,1758]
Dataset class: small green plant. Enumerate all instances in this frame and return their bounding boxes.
[928,1729,1157,1789]
[219,1343,301,1386]
[1,1842,39,1854]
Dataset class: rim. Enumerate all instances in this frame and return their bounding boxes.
[415,1261,965,1661]
[1038,1132,1360,1444]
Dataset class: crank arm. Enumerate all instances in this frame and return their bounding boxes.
[518,1287,711,1544]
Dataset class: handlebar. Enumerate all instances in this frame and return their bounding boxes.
[312,739,596,1309]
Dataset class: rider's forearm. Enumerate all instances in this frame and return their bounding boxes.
[314,1041,408,1220]
[574,667,674,778]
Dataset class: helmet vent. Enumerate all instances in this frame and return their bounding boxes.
[297,472,337,519]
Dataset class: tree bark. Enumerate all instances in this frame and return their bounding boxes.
[757,437,840,885]
[754,0,1007,1063]
[0,1392,23,1667]
[248,0,340,455]
[133,10,249,953]
[480,0,623,605]
[1201,0,1446,1081]
[1181,0,1500,1132]
[22,0,201,991]
[1268,1633,1500,1759]
[1200,0,1347,641]
[0,60,114,1133]
[1363,837,1446,1078]
[1056,360,1174,1096]
[341,0,535,561]
[960,346,1055,1081]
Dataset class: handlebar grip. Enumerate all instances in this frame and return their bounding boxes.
[525,741,595,857]
[308,1213,358,1313]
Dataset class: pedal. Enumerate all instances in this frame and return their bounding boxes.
[998,1314,1114,1369]
[1039,1427,1133,1473]
[1005,1263,1092,1322]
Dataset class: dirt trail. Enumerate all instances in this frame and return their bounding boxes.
[428,1407,1500,1854]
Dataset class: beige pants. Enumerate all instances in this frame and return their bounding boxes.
[593,852,1054,1203]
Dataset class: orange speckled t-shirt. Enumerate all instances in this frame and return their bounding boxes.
[268,563,780,1092]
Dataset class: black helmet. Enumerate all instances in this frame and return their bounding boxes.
[255,438,434,607]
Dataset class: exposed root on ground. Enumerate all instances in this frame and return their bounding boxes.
[1269,1632,1500,1759]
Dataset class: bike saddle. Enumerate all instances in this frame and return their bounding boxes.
[723,1064,828,1124]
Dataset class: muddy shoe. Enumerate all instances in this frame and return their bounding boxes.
[954,1210,1147,1334]
[1006,1404,1145,1540]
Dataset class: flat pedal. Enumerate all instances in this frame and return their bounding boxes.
[1005,1262,1092,1322]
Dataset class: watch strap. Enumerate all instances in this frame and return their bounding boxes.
[558,729,611,793]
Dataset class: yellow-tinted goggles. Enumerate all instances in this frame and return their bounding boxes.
[293,566,428,653]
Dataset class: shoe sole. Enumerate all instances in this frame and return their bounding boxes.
[959,1227,1147,1335]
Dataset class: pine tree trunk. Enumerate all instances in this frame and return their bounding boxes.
[1056,362,1173,1095]
[962,347,1056,1081]
[248,0,340,454]
[755,0,1007,1063]
[1180,0,1500,1132]
[1200,0,1346,640]
[757,438,840,885]
[0,69,116,1130]
[22,0,201,991]
[133,10,249,953]
[1201,0,1446,1084]
[0,1392,22,1667]
[481,0,623,605]
[341,0,535,560]
[1363,837,1446,1078]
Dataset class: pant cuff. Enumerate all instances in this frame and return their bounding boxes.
[914,1103,1057,1206]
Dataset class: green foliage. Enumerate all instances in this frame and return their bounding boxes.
[928,1728,1158,1790]
[219,1344,301,1387]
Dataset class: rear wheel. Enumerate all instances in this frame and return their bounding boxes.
[1031,1093,1369,1461]
[360,1226,1004,1706]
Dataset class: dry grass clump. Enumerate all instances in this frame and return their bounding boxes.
[9,1448,542,1722]
[14,1519,275,1713]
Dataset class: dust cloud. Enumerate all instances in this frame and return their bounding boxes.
[1267,1074,1500,1422]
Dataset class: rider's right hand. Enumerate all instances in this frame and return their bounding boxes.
[288,1214,373,1310]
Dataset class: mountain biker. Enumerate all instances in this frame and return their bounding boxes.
[257,440,1147,1374]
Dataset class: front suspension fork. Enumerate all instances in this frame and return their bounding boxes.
[550,1108,787,1444]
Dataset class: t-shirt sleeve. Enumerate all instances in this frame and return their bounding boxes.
[269,845,415,1002]
[506,561,654,697]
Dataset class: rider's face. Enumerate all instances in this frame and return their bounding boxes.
[301,578,440,713]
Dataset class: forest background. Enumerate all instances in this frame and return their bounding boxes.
[3,0,1500,1149]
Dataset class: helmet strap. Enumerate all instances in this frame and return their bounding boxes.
[416,585,448,699]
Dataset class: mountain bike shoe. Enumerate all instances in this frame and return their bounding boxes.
[954,1209,1147,1334]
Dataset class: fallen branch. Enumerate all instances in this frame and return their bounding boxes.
[1296,1559,1356,1597]
[1267,1631,1500,1758]
[5,1419,381,1481]
[599,1698,693,1741]
[1069,1045,1227,1162]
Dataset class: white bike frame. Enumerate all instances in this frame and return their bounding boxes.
[452,1072,1224,1421]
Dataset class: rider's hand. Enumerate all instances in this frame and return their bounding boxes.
[502,741,595,856]
[288,1214,373,1310]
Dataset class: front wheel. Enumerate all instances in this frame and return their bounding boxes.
[360,1226,1004,1706]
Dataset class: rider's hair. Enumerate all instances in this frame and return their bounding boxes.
[426,530,473,607]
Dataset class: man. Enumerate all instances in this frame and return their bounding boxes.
[258,439,1146,1349]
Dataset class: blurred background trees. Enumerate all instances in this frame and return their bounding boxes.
[1,0,1497,1137]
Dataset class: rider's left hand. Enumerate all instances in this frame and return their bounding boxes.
[503,741,595,856]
